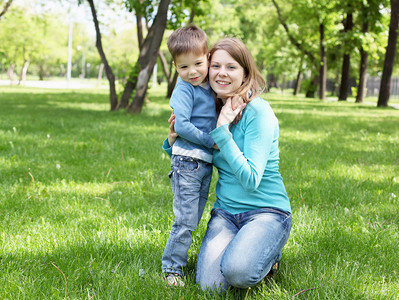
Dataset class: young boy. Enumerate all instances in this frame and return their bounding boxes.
[161,24,217,287]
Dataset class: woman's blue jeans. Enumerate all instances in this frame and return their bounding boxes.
[196,207,292,291]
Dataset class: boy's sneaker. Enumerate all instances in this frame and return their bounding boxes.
[164,273,185,287]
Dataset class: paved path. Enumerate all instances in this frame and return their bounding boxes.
[0,79,103,89]
[1,79,398,109]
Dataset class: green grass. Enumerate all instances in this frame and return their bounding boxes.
[0,85,398,299]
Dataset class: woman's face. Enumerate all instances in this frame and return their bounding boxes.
[209,49,245,100]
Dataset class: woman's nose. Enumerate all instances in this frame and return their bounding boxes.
[218,67,227,77]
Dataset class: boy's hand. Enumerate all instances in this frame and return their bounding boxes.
[168,111,178,146]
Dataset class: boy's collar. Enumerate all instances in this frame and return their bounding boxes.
[199,79,210,90]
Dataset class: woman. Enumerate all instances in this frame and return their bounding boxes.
[165,37,292,291]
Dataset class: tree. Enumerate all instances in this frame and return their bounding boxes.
[0,6,68,83]
[355,3,370,103]
[354,0,388,103]
[125,0,170,113]
[0,0,13,19]
[378,0,399,107]
[271,0,331,99]
[86,0,172,112]
[338,10,354,101]
[87,0,118,111]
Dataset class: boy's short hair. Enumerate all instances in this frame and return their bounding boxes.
[167,24,208,60]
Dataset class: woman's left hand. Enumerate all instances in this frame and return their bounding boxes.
[217,97,246,128]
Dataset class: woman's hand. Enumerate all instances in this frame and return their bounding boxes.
[230,95,245,124]
[230,95,244,110]
[167,111,178,146]
[216,97,246,128]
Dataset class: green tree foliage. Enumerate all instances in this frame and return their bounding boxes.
[0,7,68,81]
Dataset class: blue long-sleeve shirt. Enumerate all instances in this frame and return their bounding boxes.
[210,97,291,214]
[163,96,290,214]
[170,77,217,163]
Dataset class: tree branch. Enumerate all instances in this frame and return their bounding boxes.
[271,0,317,64]
[87,0,118,110]
[0,0,13,19]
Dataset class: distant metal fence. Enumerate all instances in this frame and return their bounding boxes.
[366,77,399,98]
[285,76,399,98]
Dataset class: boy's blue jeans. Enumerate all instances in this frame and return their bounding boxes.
[162,155,213,275]
[196,207,292,291]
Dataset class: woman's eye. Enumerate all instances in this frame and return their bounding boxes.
[211,64,220,68]
[228,66,236,70]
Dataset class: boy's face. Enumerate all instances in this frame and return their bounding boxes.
[174,52,208,86]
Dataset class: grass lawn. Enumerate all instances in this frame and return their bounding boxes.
[0,85,398,299]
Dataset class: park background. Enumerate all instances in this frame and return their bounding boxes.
[0,0,398,299]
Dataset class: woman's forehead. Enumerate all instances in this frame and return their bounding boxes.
[211,50,237,63]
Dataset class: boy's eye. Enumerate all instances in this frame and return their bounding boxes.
[179,66,187,69]
[196,62,202,66]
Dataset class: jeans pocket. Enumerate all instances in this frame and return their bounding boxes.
[261,207,291,219]
[178,156,199,172]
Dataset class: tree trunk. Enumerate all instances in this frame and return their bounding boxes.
[378,0,399,107]
[338,54,350,100]
[128,62,155,113]
[39,64,46,80]
[158,50,170,78]
[7,64,16,83]
[330,71,339,96]
[167,71,178,98]
[356,18,369,103]
[136,13,144,51]
[338,12,353,101]
[18,59,30,85]
[0,0,13,19]
[319,23,326,100]
[293,69,302,96]
[118,65,139,109]
[305,75,318,98]
[126,0,171,113]
[97,63,104,87]
[356,50,368,103]
[87,0,118,111]
[159,49,178,97]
